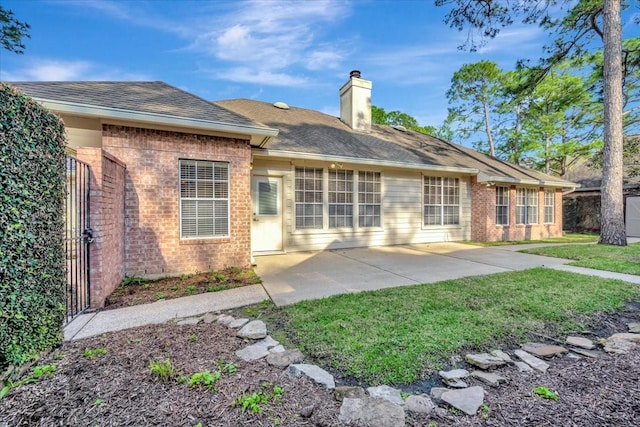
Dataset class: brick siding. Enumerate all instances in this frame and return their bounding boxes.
[76,147,126,308]
[471,177,563,242]
[102,125,252,277]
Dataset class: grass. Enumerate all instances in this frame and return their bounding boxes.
[523,242,640,275]
[280,268,639,385]
[464,233,599,247]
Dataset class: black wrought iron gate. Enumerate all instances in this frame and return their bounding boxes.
[64,156,93,323]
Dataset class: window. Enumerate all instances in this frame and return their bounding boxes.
[544,189,555,223]
[329,169,353,228]
[295,167,323,229]
[495,186,509,225]
[358,171,381,227]
[516,188,538,225]
[179,160,229,238]
[423,176,460,226]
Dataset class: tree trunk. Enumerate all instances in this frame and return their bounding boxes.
[483,101,496,157]
[599,0,627,246]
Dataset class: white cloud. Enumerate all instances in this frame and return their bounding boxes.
[215,67,309,86]
[0,58,150,81]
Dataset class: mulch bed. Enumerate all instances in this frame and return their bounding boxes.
[103,267,261,310]
[2,306,639,426]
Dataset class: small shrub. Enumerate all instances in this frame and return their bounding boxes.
[82,347,108,359]
[156,292,166,300]
[533,386,558,400]
[1,364,56,400]
[121,276,145,287]
[225,266,242,275]
[233,383,284,414]
[218,359,237,374]
[149,359,178,383]
[210,271,230,285]
[206,285,226,293]
[184,285,197,296]
[188,334,197,343]
[188,371,221,390]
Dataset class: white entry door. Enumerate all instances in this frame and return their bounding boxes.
[251,176,283,252]
[626,197,640,237]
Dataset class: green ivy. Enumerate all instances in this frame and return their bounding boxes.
[0,83,67,370]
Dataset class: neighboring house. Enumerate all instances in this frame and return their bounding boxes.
[563,157,640,236]
[9,73,575,307]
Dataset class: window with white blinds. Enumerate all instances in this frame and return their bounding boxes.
[179,160,229,238]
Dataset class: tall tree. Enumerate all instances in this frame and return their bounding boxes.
[372,105,438,136]
[445,60,503,156]
[0,6,30,54]
[436,0,631,245]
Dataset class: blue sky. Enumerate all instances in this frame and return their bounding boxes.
[1,0,639,129]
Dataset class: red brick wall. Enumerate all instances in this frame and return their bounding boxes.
[76,147,126,308]
[102,125,251,277]
[471,178,564,242]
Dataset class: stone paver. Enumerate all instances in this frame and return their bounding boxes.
[266,349,304,368]
[514,350,550,373]
[490,349,514,363]
[520,342,568,357]
[465,353,507,370]
[628,323,640,333]
[334,386,366,402]
[566,336,595,350]
[228,318,249,328]
[237,320,267,339]
[442,386,485,415]
[405,395,436,414]
[339,397,405,427]
[366,385,404,406]
[471,371,507,387]
[287,364,335,389]
[235,343,270,362]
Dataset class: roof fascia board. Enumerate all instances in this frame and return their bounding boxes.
[253,149,479,174]
[37,99,279,143]
[478,173,578,188]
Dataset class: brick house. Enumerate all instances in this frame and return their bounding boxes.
[11,75,575,307]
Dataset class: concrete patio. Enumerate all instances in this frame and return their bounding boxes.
[254,242,573,306]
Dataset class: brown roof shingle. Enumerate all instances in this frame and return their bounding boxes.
[9,81,258,127]
[216,98,574,186]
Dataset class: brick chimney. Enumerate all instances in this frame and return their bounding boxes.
[339,70,372,133]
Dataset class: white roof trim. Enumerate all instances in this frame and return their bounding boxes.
[253,149,479,174]
[478,174,578,188]
[36,99,279,147]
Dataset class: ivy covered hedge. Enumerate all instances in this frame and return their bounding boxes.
[0,83,67,370]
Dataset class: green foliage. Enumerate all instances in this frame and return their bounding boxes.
[0,84,67,370]
[155,292,166,300]
[533,386,559,400]
[210,271,229,285]
[524,242,640,275]
[0,6,30,54]
[282,268,639,384]
[372,105,438,136]
[183,285,197,295]
[149,359,178,383]
[82,348,108,359]
[188,370,221,390]
[233,382,284,414]
[1,364,56,400]
[121,276,146,287]
[217,358,237,374]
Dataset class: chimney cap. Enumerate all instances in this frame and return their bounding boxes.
[349,70,361,79]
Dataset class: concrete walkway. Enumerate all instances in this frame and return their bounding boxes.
[254,242,574,306]
[64,284,268,341]
[65,239,640,340]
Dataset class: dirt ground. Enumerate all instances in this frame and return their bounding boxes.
[2,305,639,427]
[103,267,261,310]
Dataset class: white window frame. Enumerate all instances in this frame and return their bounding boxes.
[544,189,555,224]
[516,187,539,225]
[358,171,382,228]
[179,159,229,239]
[293,166,383,231]
[328,169,354,228]
[294,167,324,230]
[423,176,460,226]
[495,186,509,226]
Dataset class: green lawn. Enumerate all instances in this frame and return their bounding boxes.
[464,233,599,247]
[281,268,639,385]
[523,242,640,275]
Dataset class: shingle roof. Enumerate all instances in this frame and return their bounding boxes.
[9,81,258,127]
[215,98,575,186]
